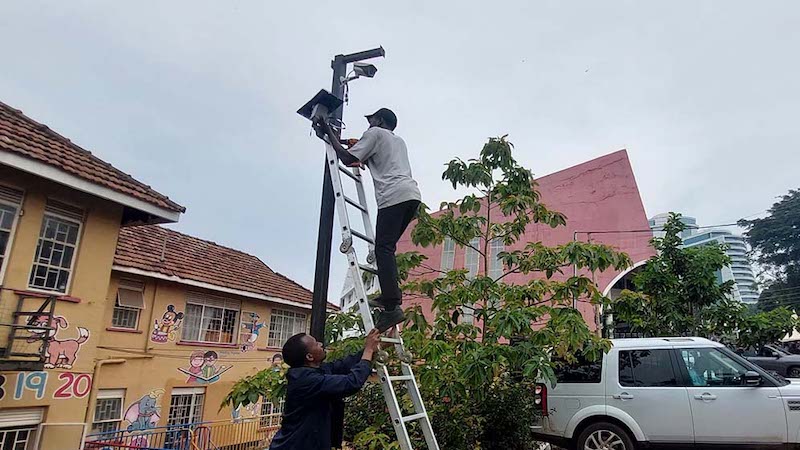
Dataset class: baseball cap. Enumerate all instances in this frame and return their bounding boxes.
[365,108,398,130]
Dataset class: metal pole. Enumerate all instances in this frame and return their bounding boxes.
[310,48,385,343]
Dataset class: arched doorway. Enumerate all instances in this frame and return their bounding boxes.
[600,261,647,338]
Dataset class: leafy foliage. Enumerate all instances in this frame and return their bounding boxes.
[740,189,800,312]
[225,136,633,449]
[612,212,797,348]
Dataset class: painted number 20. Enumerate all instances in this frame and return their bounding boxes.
[53,373,92,399]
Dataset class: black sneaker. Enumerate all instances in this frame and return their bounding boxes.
[368,297,398,311]
[375,308,405,333]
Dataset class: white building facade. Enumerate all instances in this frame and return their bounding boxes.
[649,214,760,304]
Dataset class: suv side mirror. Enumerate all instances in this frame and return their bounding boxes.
[743,371,762,387]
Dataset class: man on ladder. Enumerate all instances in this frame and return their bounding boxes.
[315,108,421,333]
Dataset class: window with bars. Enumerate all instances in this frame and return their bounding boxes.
[28,200,83,293]
[0,185,23,284]
[440,237,455,273]
[0,426,36,450]
[91,390,125,434]
[488,238,505,280]
[181,294,240,344]
[464,237,481,279]
[111,280,145,329]
[462,237,481,325]
[168,389,205,427]
[268,309,308,348]
[259,399,285,428]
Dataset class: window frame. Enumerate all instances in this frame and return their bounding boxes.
[259,399,285,428]
[617,349,680,388]
[488,238,504,280]
[440,237,456,273]
[180,294,241,345]
[267,309,308,348]
[0,184,24,286]
[91,389,125,435]
[0,425,38,450]
[461,237,481,325]
[464,237,480,279]
[672,347,780,388]
[27,201,84,295]
[168,387,205,427]
[111,280,145,330]
[554,355,604,384]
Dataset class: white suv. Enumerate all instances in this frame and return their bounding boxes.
[533,337,800,450]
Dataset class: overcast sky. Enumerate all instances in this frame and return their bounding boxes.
[2,1,798,302]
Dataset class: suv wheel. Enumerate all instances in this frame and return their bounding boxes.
[576,422,635,450]
[789,367,800,378]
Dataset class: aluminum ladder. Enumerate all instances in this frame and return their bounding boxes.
[323,139,440,450]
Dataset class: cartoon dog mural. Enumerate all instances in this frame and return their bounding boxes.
[124,389,165,432]
[27,315,89,369]
[150,305,184,343]
[240,312,265,352]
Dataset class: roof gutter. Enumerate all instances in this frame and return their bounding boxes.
[0,151,182,222]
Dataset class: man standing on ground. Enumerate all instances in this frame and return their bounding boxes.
[315,108,421,332]
[269,329,381,450]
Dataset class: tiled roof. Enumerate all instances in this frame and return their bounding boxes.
[114,225,313,306]
[0,101,185,214]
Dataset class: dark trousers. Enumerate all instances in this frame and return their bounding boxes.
[375,199,420,309]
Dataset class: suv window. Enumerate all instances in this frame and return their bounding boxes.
[678,348,752,387]
[618,350,677,387]
[554,355,602,384]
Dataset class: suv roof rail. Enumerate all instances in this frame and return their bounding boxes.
[662,338,696,342]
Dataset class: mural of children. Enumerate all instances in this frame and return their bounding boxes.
[150,305,184,343]
[178,350,232,384]
[271,353,284,372]
[199,351,228,384]
[240,312,265,352]
[185,351,205,383]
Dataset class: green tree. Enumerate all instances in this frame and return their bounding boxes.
[740,189,800,312]
[223,136,633,449]
[613,213,797,348]
[612,213,735,337]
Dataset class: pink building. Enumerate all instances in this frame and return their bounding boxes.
[396,149,656,330]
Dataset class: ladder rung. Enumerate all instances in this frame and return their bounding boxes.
[359,264,378,275]
[351,229,374,244]
[388,375,414,382]
[401,413,427,423]
[344,195,368,212]
[338,165,361,182]
[379,337,402,344]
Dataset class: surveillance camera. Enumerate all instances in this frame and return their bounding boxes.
[353,62,378,78]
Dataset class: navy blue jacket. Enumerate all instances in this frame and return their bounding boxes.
[269,352,370,450]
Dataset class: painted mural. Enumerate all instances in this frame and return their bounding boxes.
[178,350,232,384]
[150,304,183,343]
[124,389,165,432]
[239,312,265,352]
[27,315,90,369]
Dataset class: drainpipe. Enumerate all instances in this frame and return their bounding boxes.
[143,280,160,353]
[84,356,153,424]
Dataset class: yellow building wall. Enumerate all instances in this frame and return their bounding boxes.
[0,166,124,449]
[87,272,308,444]
[1,166,311,449]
